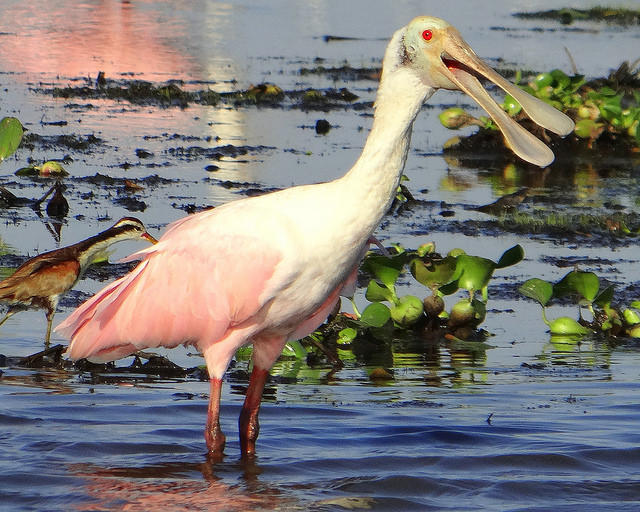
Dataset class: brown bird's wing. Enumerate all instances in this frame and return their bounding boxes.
[0,252,80,306]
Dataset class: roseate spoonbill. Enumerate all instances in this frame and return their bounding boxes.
[0,217,157,345]
[56,17,573,457]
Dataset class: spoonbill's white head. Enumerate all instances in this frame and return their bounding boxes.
[387,16,574,167]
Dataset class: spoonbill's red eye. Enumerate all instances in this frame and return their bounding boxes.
[422,29,433,41]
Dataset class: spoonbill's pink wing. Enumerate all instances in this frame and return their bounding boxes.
[57,207,287,362]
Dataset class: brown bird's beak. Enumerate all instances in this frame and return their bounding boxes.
[428,25,574,167]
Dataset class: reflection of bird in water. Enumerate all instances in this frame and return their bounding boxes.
[0,217,157,346]
[57,16,573,458]
[71,460,297,511]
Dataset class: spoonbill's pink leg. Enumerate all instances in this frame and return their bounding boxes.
[239,366,270,456]
[204,378,226,455]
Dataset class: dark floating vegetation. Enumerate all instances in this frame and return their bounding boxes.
[513,7,640,26]
[38,73,366,112]
[299,61,380,82]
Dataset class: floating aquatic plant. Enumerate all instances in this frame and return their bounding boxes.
[353,243,524,337]
[0,117,23,164]
[520,269,640,339]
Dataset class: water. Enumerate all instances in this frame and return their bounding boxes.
[1,1,640,510]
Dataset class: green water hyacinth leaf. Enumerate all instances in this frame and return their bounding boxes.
[502,94,522,116]
[365,280,396,303]
[360,302,391,328]
[495,245,524,269]
[554,270,599,302]
[439,279,460,296]
[574,119,604,139]
[410,255,457,289]
[532,72,554,91]
[627,324,640,338]
[549,69,571,89]
[598,94,623,122]
[630,300,640,309]
[283,340,307,359]
[623,309,640,326]
[362,254,406,290]
[547,316,591,335]
[0,117,23,162]
[447,248,466,258]
[519,278,553,307]
[337,327,357,344]
[454,254,495,293]
[416,242,435,258]
[594,284,615,308]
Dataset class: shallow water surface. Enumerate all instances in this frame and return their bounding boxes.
[1,1,639,511]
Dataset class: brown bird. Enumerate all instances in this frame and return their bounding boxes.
[0,217,157,345]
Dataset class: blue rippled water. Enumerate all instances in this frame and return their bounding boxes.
[1,1,639,510]
[2,357,640,511]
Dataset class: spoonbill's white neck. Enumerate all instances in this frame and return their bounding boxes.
[338,63,435,234]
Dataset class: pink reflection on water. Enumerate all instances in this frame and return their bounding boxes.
[70,460,297,512]
[0,1,197,78]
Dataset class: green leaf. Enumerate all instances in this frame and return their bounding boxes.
[472,298,487,325]
[598,94,623,122]
[39,161,69,176]
[447,248,466,258]
[549,69,570,89]
[502,94,522,116]
[554,270,599,302]
[360,302,392,328]
[495,245,524,269]
[548,316,591,336]
[623,309,640,326]
[416,242,435,258]
[594,284,615,308]
[361,254,406,290]
[283,340,308,359]
[439,279,460,296]
[365,280,396,303]
[532,72,553,91]
[574,119,604,139]
[519,278,553,307]
[627,324,640,338]
[15,161,69,177]
[629,300,640,310]
[337,327,358,344]
[410,255,457,288]
[0,117,23,162]
[455,255,495,292]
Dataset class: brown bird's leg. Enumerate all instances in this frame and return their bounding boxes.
[44,309,55,348]
[239,366,269,457]
[204,377,226,456]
